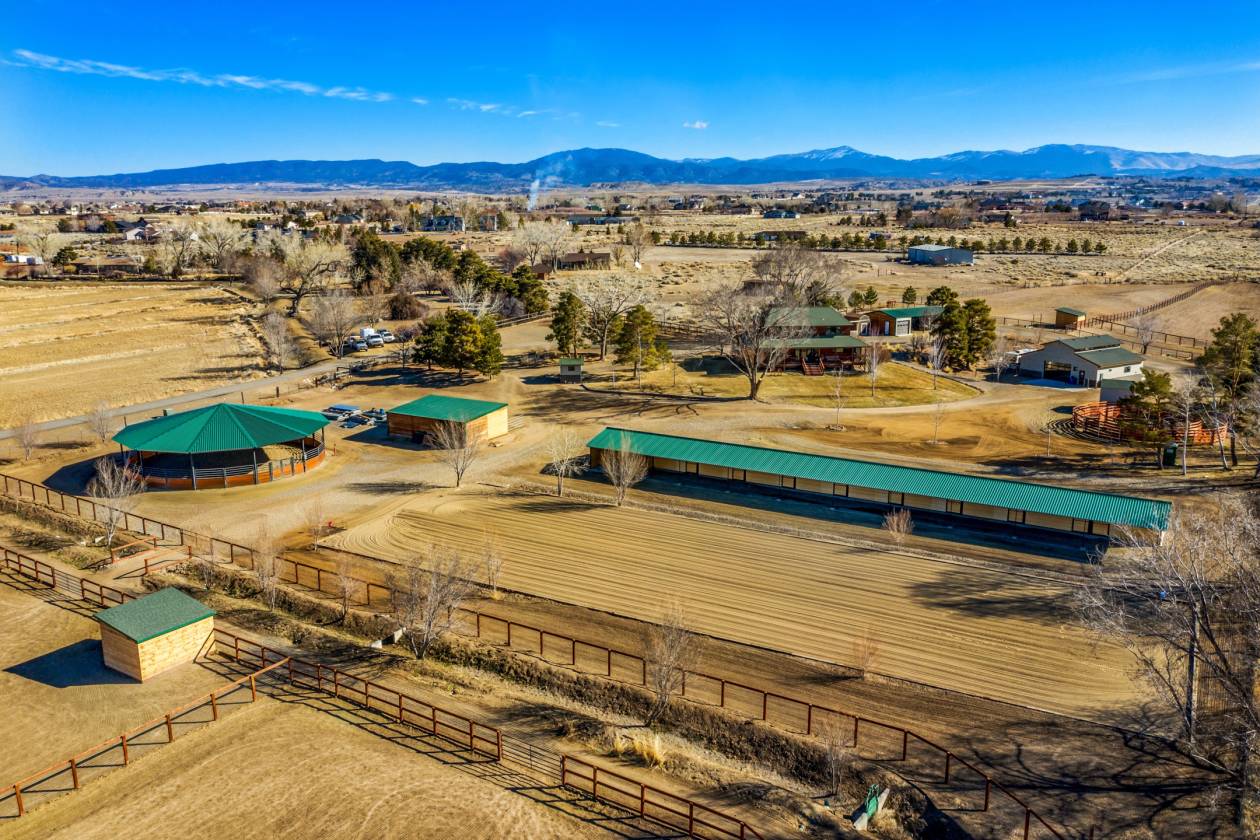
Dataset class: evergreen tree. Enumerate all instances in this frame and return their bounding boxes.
[441,309,483,377]
[1198,312,1260,464]
[901,287,917,305]
[547,291,586,356]
[413,314,449,369]
[613,305,664,383]
[961,298,997,369]
[474,314,504,378]
[1066,239,1079,254]
[932,302,969,370]
[862,286,879,307]
[847,289,864,309]
[925,285,959,307]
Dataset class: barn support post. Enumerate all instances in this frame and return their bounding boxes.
[189,454,197,490]
[251,449,258,485]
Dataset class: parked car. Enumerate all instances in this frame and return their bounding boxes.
[379,329,396,343]
[366,334,384,348]
[322,404,360,420]
[364,408,387,422]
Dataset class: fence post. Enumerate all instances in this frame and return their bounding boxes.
[688,802,695,836]
[496,730,503,762]
[944,752,951,783]
[762,692,768,721]
[397,695,404,723]
[806,705,813,735]
[14,783,23,817]
[606,648,611,676]
[852,716,859,748]
[250,674,257,702]
[121,733,129,765]
[430,705,437,735]
[983,778,991,811]
[70,757,79,789]
[211,692,219,721]
[1023,808,1031,840]
[166,714,174,742]
[901,729,908,761]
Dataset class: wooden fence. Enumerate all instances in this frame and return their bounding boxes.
[0,650,289,819]
[0,476,1077,839]
[1072,401,1227,445]
[0,546,764,840]
[1080,280,1221,337]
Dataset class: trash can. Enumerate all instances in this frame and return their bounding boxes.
[1162,443,1179,467]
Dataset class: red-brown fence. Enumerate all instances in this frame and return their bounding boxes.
[2,545,133,607]
[0,652,289,819]
[562,755,761,840]
[0,549,770,840]
[1080,281,1220,336]
[1072,401,1227,445]
[0,474,1079,839]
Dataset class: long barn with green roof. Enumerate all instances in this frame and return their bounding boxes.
[587,427,1170,543]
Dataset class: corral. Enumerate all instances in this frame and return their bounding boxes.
[322,489,1143,717]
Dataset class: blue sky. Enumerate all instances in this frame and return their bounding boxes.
[4,0,1260,175]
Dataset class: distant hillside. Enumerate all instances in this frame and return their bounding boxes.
[5,144,1260,192]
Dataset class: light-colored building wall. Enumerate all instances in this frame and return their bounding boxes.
[100,616,214,682]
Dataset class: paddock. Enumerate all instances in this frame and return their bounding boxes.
[587,427,1171,544]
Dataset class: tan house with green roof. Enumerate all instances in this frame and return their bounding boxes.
[96,588,215,682]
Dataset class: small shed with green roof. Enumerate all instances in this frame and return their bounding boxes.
[386,394,510,443]
[1054,306,1088,329]
[558,357,585,382]
[96,588,215,682]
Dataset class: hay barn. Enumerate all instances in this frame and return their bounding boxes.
[587,427,1170,543]
[386,394,509,443]
[112,403,329,490]
[95,588,215,682]
[1054,306,1087,329]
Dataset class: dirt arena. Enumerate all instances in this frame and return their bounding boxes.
[323,489,1142,719]
[0,578,227,783]
[0,282,265,423]
[5,697,608,840]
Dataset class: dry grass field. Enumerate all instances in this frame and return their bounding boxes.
[323,489,1142,719]
[0,281,266,423]
[5,694,608,840]
[0,579,227,783]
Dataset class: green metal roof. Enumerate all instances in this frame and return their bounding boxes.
[1059,335,1118,351]
[1056,307,1087,317]
[769,306,853,327]
[1076,347,1145,368]
[768,335,867,349]
[558,358,585,366]
[388,394,507,422]
[587,427,1171,531]
[875,305,945,319]
[96,588,214,643]
[113,403,329,455]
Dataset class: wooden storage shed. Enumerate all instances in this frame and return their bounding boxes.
[1054,307,1087,330]
[386,394,510,443]
[587,427,1170,544]
[558,358,585,383]
[95,588,215,682]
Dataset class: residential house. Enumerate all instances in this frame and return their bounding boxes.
[865,305,945,337]
[768,306,867,373]
[422,215,466,232]
[762,209,800,219]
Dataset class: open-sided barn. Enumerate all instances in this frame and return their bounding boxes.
[587,427,1170,543]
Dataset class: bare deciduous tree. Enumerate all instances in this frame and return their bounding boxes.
[867,344,887,398]
[643,601,703,725]
[389,548,472,660]
[572,273,654,359]
[926,335,947,391]
[308,289,360,357]
[86,401,113,443]
[335,555,358,619]
[431,420,482,487]
[1076,498,1260,826]
[88,456,145,550]
[13,414,40,461]
[830,369,845,430]
[698,285,808,400]
[931,397,945,446]
[445,277,501,317]
[625,222,651,266]
[261,233,346,315]
[544,427,585,496]
[818,720,852,796]
[197,216,245,269]
[601,441,647,506]
[989,335,1011,382]
[750,243,841,306]
[1172,372,1202,477]
[159,223,201,277]
[851,629,882,679]
[882,508,913,545]
[302,495,327,548]
[482,531,503,598]
[1134,313,1160,355]
[252,520,282,610]
[261,311,296,371]
[514,221,567,268]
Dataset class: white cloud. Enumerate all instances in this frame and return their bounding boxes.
[682,120,709,130]
[11,48,394,102]
[410,97,429,106]
[1103,58,1260,85]
[596,120,620,128]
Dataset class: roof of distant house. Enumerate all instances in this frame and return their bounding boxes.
[769,306,852,327]
[96,588,214,643]
[874,305,945,319]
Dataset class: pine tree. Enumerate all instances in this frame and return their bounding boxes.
[862,286,879,306]
[547,291,586,356]
[613,305,662,384]
[901,287,917,305]
[925,285,959,307]
[474,314,504,378]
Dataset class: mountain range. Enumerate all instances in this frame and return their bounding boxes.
[4,144,1260,192]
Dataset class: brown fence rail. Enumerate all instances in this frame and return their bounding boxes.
[562,754,763,840]
[0,474,1078,839]
[0,651,289,819]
